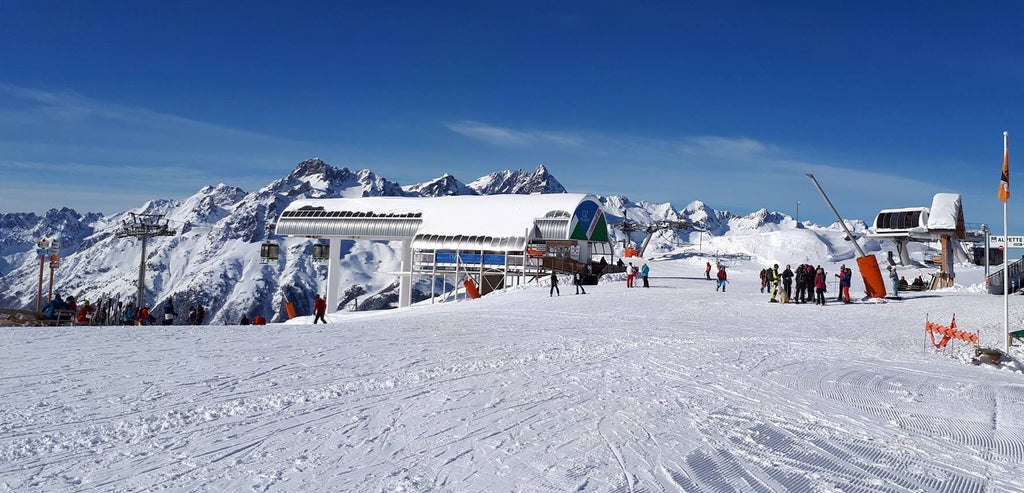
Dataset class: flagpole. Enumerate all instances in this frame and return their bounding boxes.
[1004,131,1010,352]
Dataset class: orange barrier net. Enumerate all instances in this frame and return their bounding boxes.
[924,314,978,349]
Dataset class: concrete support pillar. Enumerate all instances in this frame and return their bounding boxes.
[399,240,413,308]
[895,239,913,266]
[326,237,342,313]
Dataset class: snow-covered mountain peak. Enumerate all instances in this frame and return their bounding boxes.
[403,173,476,197]
[728,208,792,233]
[468,165,567,195]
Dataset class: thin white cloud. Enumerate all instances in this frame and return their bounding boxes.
[446,120,583,148]
[0,83,299,144]
[678,136,770,159]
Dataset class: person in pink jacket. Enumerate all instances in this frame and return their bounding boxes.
[814,266,827,305]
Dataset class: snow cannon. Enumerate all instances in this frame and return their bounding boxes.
[856,255,887,298]
[806,174,886,298]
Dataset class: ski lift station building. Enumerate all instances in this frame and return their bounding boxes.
[274,193,613,311]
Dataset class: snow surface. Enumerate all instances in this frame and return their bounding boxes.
[4,236,1024,492]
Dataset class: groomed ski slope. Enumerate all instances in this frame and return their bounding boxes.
[2,258,1024,492]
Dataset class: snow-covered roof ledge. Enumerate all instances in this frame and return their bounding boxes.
[926,193,962,231]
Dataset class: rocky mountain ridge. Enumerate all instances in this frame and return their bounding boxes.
[0,159,822,323]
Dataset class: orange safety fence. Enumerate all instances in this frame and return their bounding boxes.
[924,314,978,349]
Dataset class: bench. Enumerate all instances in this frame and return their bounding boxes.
[1011,330,1024,346]
[0,308,77,327]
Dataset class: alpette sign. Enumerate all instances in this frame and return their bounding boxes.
[989,236,1024,249]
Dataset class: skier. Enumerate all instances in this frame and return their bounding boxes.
[252,314,267,325]
[842,267,853,303]
[313,294,327,324]
[550,271,560,297]
[769,264,780,302]
[781,265,794,301]
[794,264,806,304]
[573,268,586,295]
[626,262,635,288]
[716,265,728,292]
[814,267,828,305]
[640,263,650,288]
[705,262,712,280]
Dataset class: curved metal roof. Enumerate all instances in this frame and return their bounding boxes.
[275,194,607,251]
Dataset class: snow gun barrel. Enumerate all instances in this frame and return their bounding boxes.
[805,174,887,298]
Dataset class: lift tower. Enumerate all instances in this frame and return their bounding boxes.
[116,213,177,307]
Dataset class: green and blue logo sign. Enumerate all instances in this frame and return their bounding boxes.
[569,200,609,242]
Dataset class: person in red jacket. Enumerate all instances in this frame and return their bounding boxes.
[252,314,266,325]
[75,299,95,324]
[137,305,150,325]
[313,295,327,324]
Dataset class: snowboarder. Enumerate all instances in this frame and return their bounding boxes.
[573,268,586,295]
[252,314,266,325]
[313,294,327,323]
[550,271,560,297]
[716,266,728,292]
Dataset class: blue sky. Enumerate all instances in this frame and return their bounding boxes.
[1,1,1021,231]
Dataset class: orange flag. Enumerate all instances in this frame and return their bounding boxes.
[1000,135,1010,203]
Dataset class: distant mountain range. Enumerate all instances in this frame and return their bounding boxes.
[0,159,844,323]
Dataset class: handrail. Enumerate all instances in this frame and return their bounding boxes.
[987,255,1024,294]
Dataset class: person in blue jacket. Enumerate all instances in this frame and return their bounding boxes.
[888,265,900,297]
[640,264,650,288]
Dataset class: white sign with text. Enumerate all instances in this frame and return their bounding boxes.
[989,235,1024,248]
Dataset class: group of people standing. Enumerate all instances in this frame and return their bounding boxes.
[758,263,852,305]
[625,262,650,288]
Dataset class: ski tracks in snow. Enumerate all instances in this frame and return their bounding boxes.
[3,278,1024,491]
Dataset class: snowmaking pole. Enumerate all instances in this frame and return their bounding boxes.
[805,174,887,298]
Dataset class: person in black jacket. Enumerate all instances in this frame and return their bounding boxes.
[162,298,177,325]
[781,265,794,301]
[573,268,586,295]
[550,271,560,297]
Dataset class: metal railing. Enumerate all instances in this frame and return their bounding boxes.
[987,255,1024,294]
